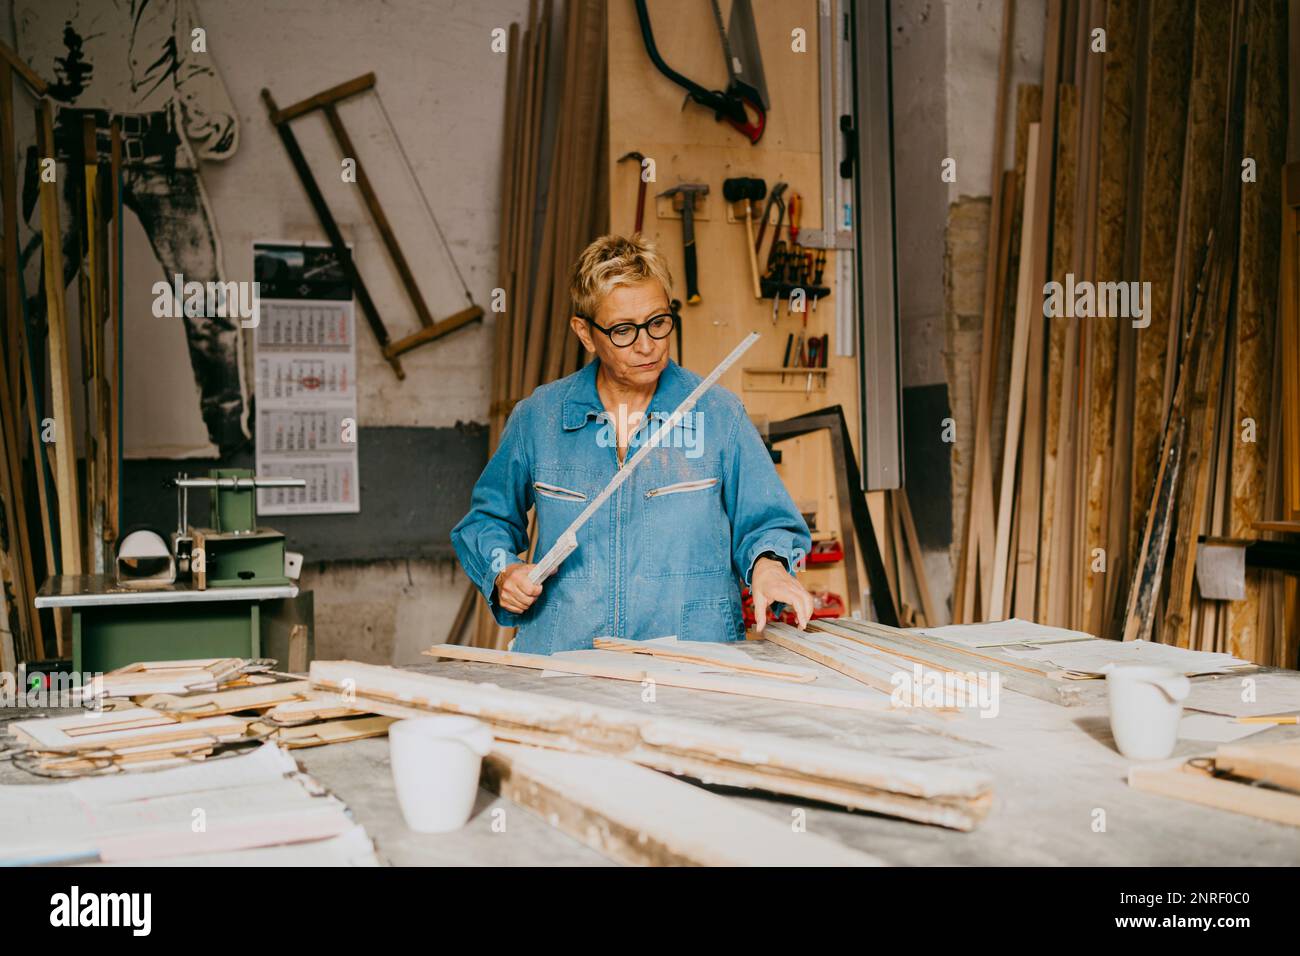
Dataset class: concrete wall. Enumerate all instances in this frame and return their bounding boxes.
[4,0,532,663]
[196,0,530,663]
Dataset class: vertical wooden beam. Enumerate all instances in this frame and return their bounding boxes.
[107,118,122,554]
[1009,0,1063,621]
[0,65,42,660]
[1040,83,1078,625]
[955,0,1017,623]
[989,124,1042,615]
[1,65,18,413]
[37,100,83,578]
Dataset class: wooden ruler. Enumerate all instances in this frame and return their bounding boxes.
[527,332,760,584]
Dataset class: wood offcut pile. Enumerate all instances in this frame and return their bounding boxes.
[4,658,392,775]
[951,0,1296,667]
[309,659,995,835]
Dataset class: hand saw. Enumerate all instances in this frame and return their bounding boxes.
[633,0,768,144]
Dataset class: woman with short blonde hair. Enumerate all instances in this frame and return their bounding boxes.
[452,234,812,653]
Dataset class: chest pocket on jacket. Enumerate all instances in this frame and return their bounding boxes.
[641,475,730,578]
[532,466,595,581]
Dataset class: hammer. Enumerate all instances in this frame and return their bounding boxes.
[723,177,766,298]
[618,151,647,232]
[659,183,708,305]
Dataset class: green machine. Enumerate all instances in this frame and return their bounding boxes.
[181,469,296,589]
[36,470,313,674]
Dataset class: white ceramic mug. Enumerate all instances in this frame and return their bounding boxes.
[389,715,494,833]
[1106,664,1191,761]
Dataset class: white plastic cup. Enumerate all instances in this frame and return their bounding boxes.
[1106,664,1191,761]
[389,715,494,833]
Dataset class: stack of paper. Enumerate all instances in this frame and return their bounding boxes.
[1014,639,1252,677]
[0,742,378,865]
[921,618,1095,647]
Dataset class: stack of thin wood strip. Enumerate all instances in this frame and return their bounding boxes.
[310,659,995,831]
[423,640,900,714]
[444,0,610,650]
[951,0,1292,665]
[799,617,1093,707]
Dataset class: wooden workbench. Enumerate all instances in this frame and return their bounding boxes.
[296,642,1300,866]
[4,640,1299,865]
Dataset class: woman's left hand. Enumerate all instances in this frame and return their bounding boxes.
[750,556,815,632]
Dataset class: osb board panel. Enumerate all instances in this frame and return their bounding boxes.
[1081,0,1137,636]
[1130,0,1194,563]
[606,0,859,444]
[1039,84,1077,621]
[1178,0,1232,322]
[1229,0,1287,663]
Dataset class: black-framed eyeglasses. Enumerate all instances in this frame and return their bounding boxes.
[583,311,676,348]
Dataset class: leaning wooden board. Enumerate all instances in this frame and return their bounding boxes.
[310,660,994,830]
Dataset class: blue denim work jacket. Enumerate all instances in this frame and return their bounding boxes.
[451,359,811,654]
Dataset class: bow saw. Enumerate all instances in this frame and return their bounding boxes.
[633,0,769,144]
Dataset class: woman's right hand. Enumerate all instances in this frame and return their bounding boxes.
[494,563,543,614]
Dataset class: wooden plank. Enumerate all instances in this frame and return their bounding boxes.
[107,119,121,564]
[1215,741,1300,791]
[763,623,900,695]
[310,660,995,830]
[2,66,18,412]
[39,101,83,578]
[592,636,819,682]
[809,617,1093,707]
[1040,82,1077,626]
[0,70,39,660]
[1128,759,1300,828]
[989,123,1042,616]
[141,680,311,717]
[1011,0,1065,621]
[422,642,894,714]
[896,488,938,627]
[0,40,47,95]
[955,0,1018,624]
[255,714,395,749]
[484,741,881,866]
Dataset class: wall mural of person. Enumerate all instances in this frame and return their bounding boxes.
[14,0,250,455]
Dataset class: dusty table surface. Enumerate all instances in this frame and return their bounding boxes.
[5,641,1299,865]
